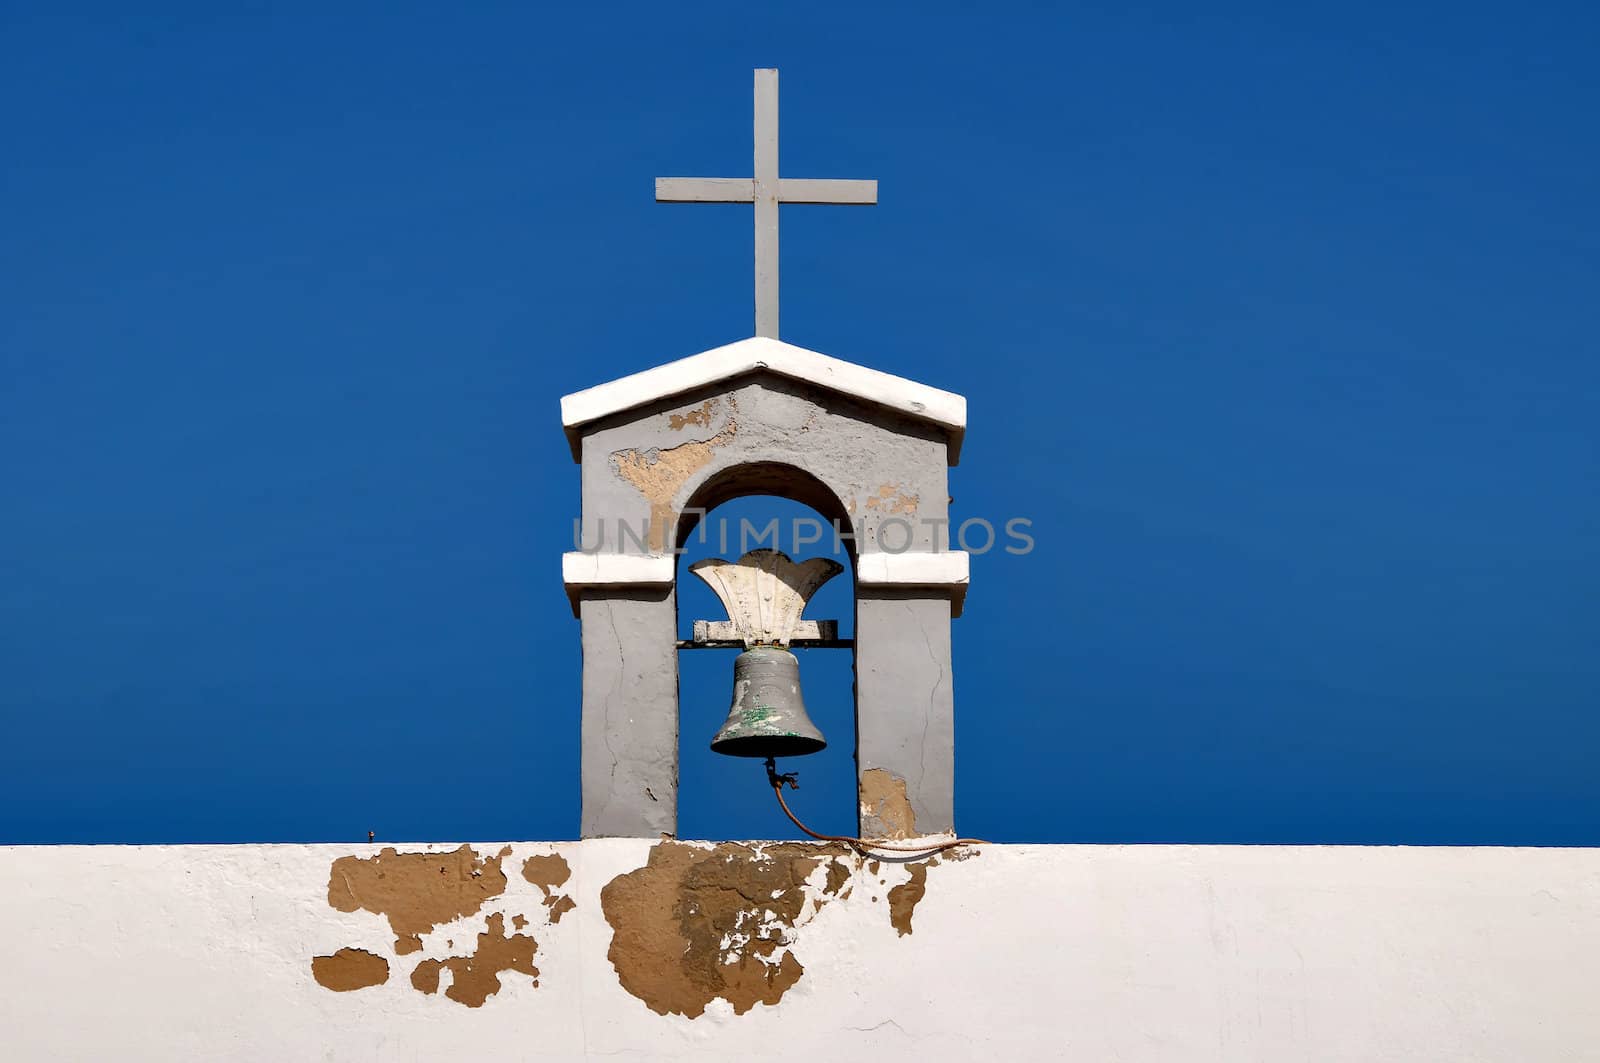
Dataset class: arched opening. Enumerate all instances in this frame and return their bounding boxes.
[674,465,858,841]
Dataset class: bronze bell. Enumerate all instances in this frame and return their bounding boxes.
[690,549,842,760]
[710,646,827,758]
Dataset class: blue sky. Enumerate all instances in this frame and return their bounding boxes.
[3,3,1596,844]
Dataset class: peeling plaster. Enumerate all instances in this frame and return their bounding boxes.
[863,482,919,515]
[610,420,738,552]
[860,769,918,840]
[667,399,718,431]
[600,841,836,1017]
[522,853,572,892]
[327,844,512,955]
[315,846,575,1007]
[887,859,935,936]
[11,840,1599,1060]
[311,948,389,992]
[523,854,578,924]
[599,840,946,1018]
[410,913,539,1008]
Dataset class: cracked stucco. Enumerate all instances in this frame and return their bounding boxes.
[579,377,948,557]
[856,592,957,836]
[860,769,919,840]
[610,417,739,553]
[863,482,919,515]
[580,590,678,838]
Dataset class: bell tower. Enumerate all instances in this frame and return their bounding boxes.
[563,339,967,838]
[561,69,969,840]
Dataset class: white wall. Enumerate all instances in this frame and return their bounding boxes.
[2,840,1597,1061]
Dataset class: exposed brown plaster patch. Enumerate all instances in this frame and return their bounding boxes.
[667,399,718,431]
[610,422,738,551]
[511,915,527,930]
[887,857,938,936]
[864,482,919,515]
[600,842,941,1019]
[523,853,577,924]
[522,853,572,893]
[311,948,390,992]
[327,844,511,955]
[860,768,918,839]
[409,913,539,1008]
[600,840,849,1018]
[823,858,851,898]
[411,960,441,995]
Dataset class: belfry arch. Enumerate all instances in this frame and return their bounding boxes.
[673,461,856,562]
[562,336,968,839]
[672,489,856,840]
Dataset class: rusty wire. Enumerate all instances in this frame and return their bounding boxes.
[764,758,987,857]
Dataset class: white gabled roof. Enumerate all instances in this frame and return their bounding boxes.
[560,336,966,464]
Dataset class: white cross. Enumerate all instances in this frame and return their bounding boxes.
[656,68,878,340]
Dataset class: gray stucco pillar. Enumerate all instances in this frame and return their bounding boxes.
[855,590,957,838]
[577,588,677,838]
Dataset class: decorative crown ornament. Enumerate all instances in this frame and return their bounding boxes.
[688,549,843,647]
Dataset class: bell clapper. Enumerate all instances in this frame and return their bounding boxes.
[764,756,800,792]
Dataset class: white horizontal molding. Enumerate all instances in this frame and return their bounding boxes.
[856,550,969,616]
[562,550,972,615]
[856,550,968,585]
[562,552,675,587]
[560,336,966,464]
[563,553,674,614]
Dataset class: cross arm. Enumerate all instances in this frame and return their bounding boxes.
[656,177,755,203]
[655,177,877,204]
[777,178,877,204]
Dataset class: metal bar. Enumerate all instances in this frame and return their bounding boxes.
[694,619,837,643]
[655,177,755,203]
[677,640,856,650]
[752,68,779,338]
[777,178,878,204]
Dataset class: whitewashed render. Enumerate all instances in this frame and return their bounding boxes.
[2,840,1598,1061]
